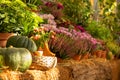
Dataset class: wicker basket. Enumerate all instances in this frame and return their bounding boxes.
[30,56,57,71]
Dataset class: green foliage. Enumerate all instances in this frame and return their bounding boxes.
[85,20,113,41]
[117,2,120,19]
[21,0,42,11]
[0,0,43,36]
[106,41,120,55]
[21,0,42,6]
[99,0,120,39]
[20,11,43,36]
[57,0,91,27]
[86,0,120,57]
[0,0,26,33]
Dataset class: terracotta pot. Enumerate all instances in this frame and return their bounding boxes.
[57,57,63,63]
[0,33,14,48]
[81,53,90,59]
[101,51,107,58]
[73,54,81,61]
[92,50,107,58]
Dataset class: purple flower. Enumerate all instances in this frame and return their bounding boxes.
[76,25,85,32]
[45,2,52,7]
[57,2,64,9]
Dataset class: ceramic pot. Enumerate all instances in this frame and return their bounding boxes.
[0,33,14,48]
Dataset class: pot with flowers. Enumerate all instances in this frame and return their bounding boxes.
[46,27,101,61]
[31,27,55,56]
[0,0,43,47]
[29,27,57,70]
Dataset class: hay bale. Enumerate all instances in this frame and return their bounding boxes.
[45,68,59,80]
[0,70,21,80]
[57,66,73,80]
[0,59,120,80]
[21,70,46,80]
[70,59,112,80]
[0,71,8,80]
[0,68,59,80]
[111,60,120,80]
[21,68,59,80]
[58,58,112,80]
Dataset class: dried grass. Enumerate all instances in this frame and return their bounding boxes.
[0,68,59,80]
[21,68,59,80]
[0,58,119,80]
[0,70,21,80]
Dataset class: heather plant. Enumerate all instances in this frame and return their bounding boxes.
[39,14,57,28]
[47,27,101,59]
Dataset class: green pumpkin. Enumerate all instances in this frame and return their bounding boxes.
[6,36,37,52]
[0,47,32,72]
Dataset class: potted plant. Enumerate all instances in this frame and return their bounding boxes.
[0,0,43,47]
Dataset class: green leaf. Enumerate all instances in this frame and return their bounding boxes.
[3,17,9,23]
[0,14,6,19]
[9,18,16,23]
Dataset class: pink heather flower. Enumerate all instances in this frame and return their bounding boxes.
[39,14,55,19]
[90,38,100,45]
[57,2,64,9]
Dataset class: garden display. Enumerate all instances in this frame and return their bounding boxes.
[0,0,120,80]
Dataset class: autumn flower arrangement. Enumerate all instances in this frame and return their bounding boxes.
[30,27,51,48]
[46,27,101,59]
[30,13,57,48]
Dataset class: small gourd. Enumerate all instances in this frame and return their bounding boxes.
[6,36,37,52]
